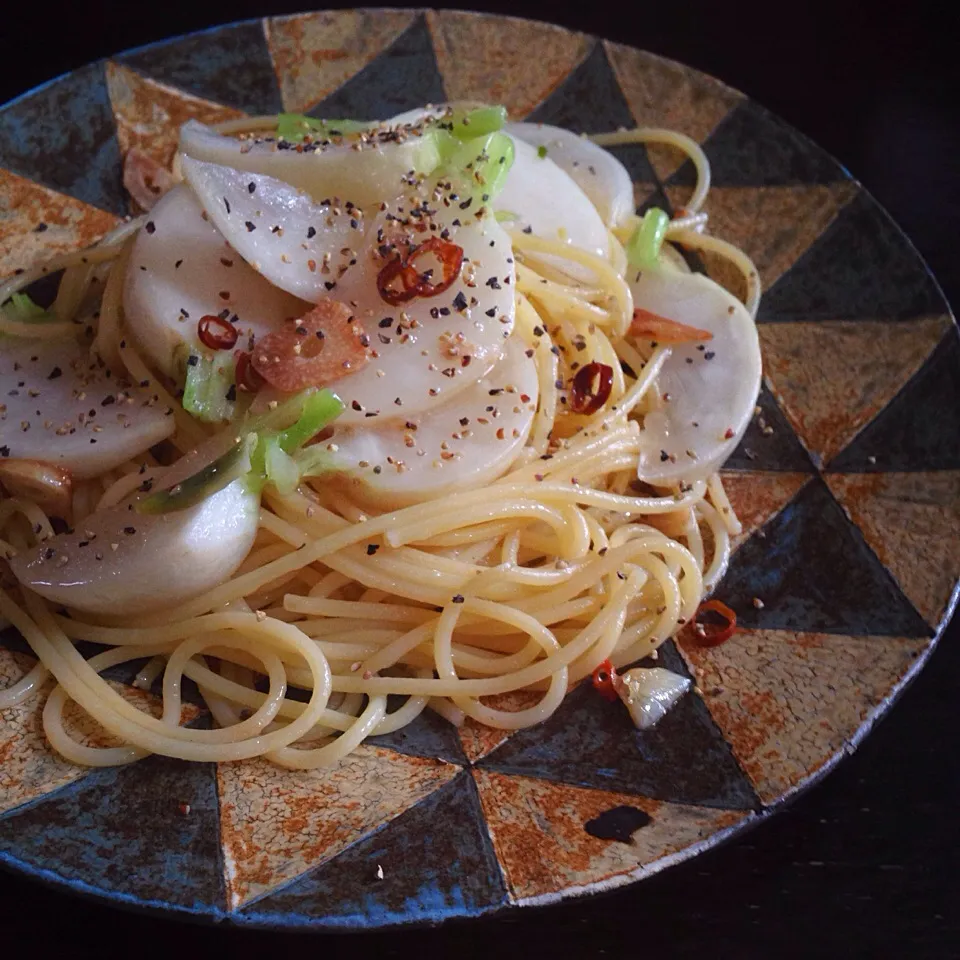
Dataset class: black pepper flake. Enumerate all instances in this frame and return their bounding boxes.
[373,465,382,474]
[34,222,48,233]
[145,221,156,234]
[351,400,363,411]
[366,544,380,555]
[485,307,498,318]
[378,317,394,328]
[306,225,316,239]
[459,417,469,426]
[186,355,200,366]
[123,526,136,535]
[138,479,154,493]
[248,182,256,194]
[485,277,501,290]
[704,351,715,360]
[244,221,256,232]
[324,281,337,291]
[452,291,468,311]
[225,384,237,402]
[47,366,62,380]
[365,411,378,418]
[0,445,9,457]
[451,594,465,604]
[174,259,183,269]
[522,225,533,234]
[660,450,670,462]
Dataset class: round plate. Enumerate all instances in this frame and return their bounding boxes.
[0,9,956,931]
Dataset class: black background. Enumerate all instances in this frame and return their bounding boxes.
[1,2,958,956]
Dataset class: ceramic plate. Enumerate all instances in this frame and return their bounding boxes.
[1,8,957,931]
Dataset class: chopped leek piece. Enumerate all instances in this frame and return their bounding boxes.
[537,144,548,159]
[442,130,515,209]
[276,113,369,143]
[275,389,344,453]
[136,434,257,515]
[442,105,507,141]
[2,292,58,323]
[181,349,236,423]
[626,207,670,270]
[262,436,300,496]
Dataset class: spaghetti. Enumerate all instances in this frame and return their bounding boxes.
[0,106,761,770]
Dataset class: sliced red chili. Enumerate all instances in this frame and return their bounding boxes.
[570,362,614,414]
[376,256,422,305]
[629,308,713,344]
[376,238,464,306]
[690,599,737,647]
[234,350,265,392]
[405,237,464,299]
[251,300,370,392]
[592,659,620,702]
[198,314,239,351]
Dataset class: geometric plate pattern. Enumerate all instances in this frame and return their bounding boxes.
[0,8,956,931]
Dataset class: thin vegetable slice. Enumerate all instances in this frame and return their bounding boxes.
[251,300,370,393]
[689,599,737,647]
[629,307,713,344]
[626,207,670,269]
[570,362,614,414]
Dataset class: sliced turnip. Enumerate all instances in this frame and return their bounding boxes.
[181,157,516,424]
[179,157,366,304]
[506,122,635,227]
[494,136,610,260]
[317,337,538,508]
[0,336,175,479]
[631,268,761,486]
[178,119,442,210]
[123,185,308,377]
[8,439,259,616]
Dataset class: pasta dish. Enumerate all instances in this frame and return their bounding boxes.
[0,104,761,770]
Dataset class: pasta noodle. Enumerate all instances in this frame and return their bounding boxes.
[0,110,760,770]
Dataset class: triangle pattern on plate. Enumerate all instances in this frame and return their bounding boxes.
[457,690,545,764]
[245,771,508,925]
[0,62,125,216]
[428,11,592,120]
[826,472,960,629]
[117,19,282,116]
[473,768,750,904]
[305,15,445,122]
[365,699,466,764]
[0,168,119,278]
[758,190,949,322]
[0,647,202,818]
[724,381,817,473]
[105,62,243,172]
[717,471,812,552]
[525,42,658,187]
[828,324,960,473]
[478,642,757,810]
[665,182,857,301]
[216,745,459,910]
[265,10,418,115]
[717,476,931,637]
[666,97,848,188]
[0,749,223,910]
[604,40,743,183]
[759,315,954,468]
[677,627,928,804]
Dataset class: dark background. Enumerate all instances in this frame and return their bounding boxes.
[1,2,957,956]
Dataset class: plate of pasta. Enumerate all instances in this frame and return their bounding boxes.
[0,9,956,930]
